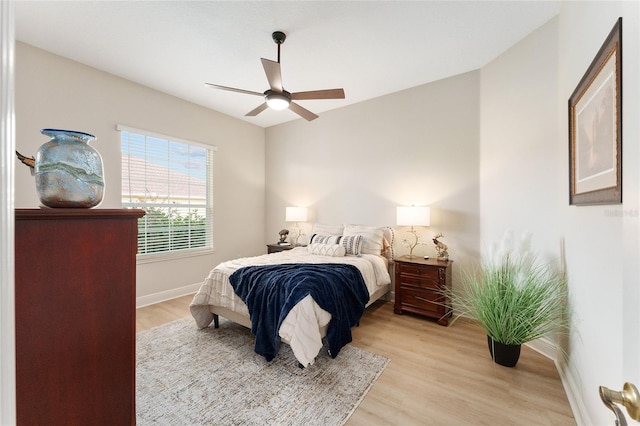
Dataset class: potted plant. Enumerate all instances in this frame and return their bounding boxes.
[444,232,570,367]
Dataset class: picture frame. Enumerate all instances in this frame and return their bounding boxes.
[569,18,622,206]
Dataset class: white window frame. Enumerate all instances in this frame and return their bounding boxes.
[118,124,216,263]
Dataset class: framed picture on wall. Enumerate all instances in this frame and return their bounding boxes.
[569,17,622,206]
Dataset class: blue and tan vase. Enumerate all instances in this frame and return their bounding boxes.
[17,129,104,208]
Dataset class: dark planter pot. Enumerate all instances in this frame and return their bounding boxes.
[487,336,521,367]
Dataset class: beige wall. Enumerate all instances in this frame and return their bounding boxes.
[265,70,481,284]
[14,42,266,303]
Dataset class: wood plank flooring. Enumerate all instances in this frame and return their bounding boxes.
[136,295,575,425]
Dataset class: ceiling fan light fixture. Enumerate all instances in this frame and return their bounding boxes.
[265,92,290,110]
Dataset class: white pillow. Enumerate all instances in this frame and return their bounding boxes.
[307,243,346,257]
[311,223,344,236]
[343,224,385,256]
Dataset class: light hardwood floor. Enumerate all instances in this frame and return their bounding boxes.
[136,295,576,425]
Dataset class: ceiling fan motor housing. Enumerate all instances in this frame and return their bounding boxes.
[272,31,286,44]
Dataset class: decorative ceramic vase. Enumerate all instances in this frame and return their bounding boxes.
[487,336,521,367]
[33,129,104,208]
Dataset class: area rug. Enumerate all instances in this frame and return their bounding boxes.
[136,317,389,425]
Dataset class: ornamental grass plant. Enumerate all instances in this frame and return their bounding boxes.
[446,233,571,347]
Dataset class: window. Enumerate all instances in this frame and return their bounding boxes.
[119,125,215,259]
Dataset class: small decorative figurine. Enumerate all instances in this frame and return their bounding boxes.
[278,229,289,244]
[433,232,449,260]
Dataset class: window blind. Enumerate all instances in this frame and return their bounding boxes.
[119,125,215,257]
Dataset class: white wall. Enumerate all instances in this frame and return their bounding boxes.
[14,43,266,303]
[558,2,640,424]
[265,71,481,279]
[479,13,564,365]
[480,18,560,257]
[482,3,640,424]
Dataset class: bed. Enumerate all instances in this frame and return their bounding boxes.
[190,224,394,367]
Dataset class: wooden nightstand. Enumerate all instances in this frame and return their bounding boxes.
[267,243,295,254]
[394,257,453,326]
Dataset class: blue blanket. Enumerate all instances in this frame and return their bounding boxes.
[229,263,370,362]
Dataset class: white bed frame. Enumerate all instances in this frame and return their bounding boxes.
[209,282,390,329]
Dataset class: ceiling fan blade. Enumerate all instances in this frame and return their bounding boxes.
[289,102,319,121]
[261,58,283,92]
[205,83,263,97]
[245,102,269,117]
[291,88,345,100]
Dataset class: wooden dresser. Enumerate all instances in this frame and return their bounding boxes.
[394,257,453,326]
[15,208,144,425]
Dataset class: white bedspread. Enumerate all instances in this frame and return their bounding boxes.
[190,247,391,366]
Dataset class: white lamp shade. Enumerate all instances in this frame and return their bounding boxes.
[397,206,430,226]
[285,206,308,222]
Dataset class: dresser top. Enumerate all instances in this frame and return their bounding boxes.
[16,208,145,220]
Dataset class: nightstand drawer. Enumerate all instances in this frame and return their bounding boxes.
[398,264,439,280]
[399,287,442,316]
[397,274,439,290]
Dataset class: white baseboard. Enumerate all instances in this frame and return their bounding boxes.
[136,283,201,308]
[555,356,590,425]
[525,337,556,359]
[526,338,588,423]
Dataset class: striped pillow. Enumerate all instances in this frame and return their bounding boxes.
[341,235,362,256]
[309,234,342,245]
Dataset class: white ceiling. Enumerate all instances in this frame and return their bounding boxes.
[15,1,560,128]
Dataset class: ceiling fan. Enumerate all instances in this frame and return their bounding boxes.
[206,31,345,121]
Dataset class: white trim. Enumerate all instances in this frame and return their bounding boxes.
[136,283,200,308]
[116,124,218,152]
[525,336,557,360]
[136,247,215,265]
[0,1,16,424]
[556,356,591,425]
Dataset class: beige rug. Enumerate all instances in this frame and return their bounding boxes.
[136,317,388,425]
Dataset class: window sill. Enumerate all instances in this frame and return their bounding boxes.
[136,248,214,265]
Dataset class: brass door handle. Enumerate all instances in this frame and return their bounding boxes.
[600,383,640,425]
